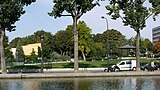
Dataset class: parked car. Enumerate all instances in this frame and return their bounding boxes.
[140,63,160,71]
[112,60,136,71]
[104,60,136,72]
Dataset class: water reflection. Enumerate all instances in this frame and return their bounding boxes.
[0,76,160,90]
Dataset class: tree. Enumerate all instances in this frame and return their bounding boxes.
[90,42,106,58]
[53,29,72,55]
[53,26,73,56]
[78,21,93,61]
[29,48,38,63]
[0,0,35,74]
[149,0,160,20]
[140,38,152,57]
[153,39,160,54]
[10,30,55,60]
[102,29,125,57]
[92,33,104,43]
[15,40,25,64]
[3,35,14,66]
[106,0,157,70]
[49,0,99,71]
[9,37,22,48]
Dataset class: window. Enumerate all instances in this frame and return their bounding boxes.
[126,60,131,64]
[120,62,125,65]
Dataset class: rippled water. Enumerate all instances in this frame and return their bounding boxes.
[0,76,160,90]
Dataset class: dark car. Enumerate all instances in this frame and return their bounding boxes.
[141,63,160,71]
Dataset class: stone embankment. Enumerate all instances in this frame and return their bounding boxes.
[0,68,160,79]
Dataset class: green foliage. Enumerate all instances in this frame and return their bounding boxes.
[149,0,160,19]
[106,0,156,70]
[0,0,36,31]
[10,30,55,60]
[0,0,35,73]
[106,0,151,31]
[9,37,22,48]
[102,29,125,55]
[92,33,104,43]
[49,0,98,18]
[90,42,106,58]
[53,21,94,60]
[53,28,73,55]
[15,40,25,62]
[29,48,38,63]
[4,35,14,65]
[38,46,41,57]
[78,21,93,60]
[8,65,40,70]
[140,38,153,53]
[49,0,99,70]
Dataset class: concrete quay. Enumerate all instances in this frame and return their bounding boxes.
[0,71,160,79]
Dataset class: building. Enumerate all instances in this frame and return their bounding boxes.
[152,26,160,43]
[11,43,41,57]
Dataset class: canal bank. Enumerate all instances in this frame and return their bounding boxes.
[0,71,160,79]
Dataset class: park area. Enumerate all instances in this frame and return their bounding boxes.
[7,58,160,72]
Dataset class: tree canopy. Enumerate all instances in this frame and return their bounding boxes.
[15,40,25,62]
[49,0,99,71]
[0,0,36,32]
[0,0,36,74]
[106,0,159,70]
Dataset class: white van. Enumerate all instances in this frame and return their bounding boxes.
[112,60,136,71]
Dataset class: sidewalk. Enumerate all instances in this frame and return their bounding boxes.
[43,68,106,73]
[0,70,160,79]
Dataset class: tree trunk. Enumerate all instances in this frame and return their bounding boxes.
[136,30,140,71]
[0,26,7,74]
[73,17,79,72]
[82,51,86,61]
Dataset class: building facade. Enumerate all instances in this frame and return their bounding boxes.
[11,43,41,57]
[152,26,160,43]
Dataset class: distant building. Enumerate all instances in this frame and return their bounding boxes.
[152,26,160,43]
[11,43,41,57]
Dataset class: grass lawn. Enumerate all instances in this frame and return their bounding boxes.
[45,58,158,68]
[8,58,160,69]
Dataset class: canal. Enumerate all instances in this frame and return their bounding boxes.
[0,76,159,90]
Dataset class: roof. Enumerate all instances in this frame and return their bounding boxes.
[119,44,136,49]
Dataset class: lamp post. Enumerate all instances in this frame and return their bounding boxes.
[101,16,109,31]
[40,31,44,73]
[101,16,110,67]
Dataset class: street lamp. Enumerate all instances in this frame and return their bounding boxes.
[101,16,110,67]
[101,16,109,31]
[40,31,44,73]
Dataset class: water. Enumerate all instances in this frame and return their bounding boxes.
[0,76,160,90]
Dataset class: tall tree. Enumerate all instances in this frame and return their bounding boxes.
[29,48,38,63]
[153,39,160,54]
[149,0,160,20]
[78,21,92,61]
[106,0,157,70]
[4,35,14,66]
[102,29,125,57]
[49,0,99,71]
[9,37,22,48]
[0,0,35,74]
[53,26,73,56]
[140,38,152,57]
[15,40,25,63]
[92,33,104,43]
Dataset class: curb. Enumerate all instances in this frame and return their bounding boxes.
[0,71,160,79]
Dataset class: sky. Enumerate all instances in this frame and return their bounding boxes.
[6,0,160,42]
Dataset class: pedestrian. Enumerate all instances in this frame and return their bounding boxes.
[151,60,156,71]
